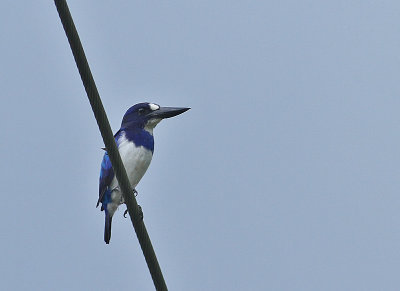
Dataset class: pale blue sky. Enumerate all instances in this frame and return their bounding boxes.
[2,1,400,290]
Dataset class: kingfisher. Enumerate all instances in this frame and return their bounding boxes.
[97,102,190,244]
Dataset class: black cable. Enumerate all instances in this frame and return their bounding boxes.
[54,1,168,290]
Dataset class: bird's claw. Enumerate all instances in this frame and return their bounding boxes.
[123,205,143,220]
[138,205,143,220]
[122,189,139,218]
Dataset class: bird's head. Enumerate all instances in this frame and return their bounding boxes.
[121,102,190,131]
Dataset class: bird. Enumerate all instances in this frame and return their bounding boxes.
[97,102,190,244]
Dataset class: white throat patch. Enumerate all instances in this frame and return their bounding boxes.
[144,118,161,134]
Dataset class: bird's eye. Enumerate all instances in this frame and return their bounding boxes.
[138,108,145,115]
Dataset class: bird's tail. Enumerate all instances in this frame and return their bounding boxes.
[104,212,112,244]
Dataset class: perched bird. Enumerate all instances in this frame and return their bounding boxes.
[97,102,189,244]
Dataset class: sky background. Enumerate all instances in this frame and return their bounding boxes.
[1,1,400,290]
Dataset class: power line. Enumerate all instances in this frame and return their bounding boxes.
[54,1,168,290]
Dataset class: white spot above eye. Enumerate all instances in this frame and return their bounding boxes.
[149,103,160,111]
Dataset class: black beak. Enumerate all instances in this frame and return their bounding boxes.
[148,107,190,119]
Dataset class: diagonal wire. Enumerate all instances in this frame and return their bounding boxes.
[54,1,168,290]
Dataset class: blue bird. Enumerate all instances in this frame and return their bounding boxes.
[97,102,189,244]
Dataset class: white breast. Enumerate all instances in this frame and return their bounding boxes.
[118,136,153,188]
[107,134,153,215]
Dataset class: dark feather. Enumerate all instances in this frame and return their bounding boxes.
[104,213,112,244]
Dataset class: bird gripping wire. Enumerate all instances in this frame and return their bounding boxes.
[53,1,168,290]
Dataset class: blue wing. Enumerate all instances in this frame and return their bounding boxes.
[98,152,115,244]
[97,151,114,209]
[97,130,123,210]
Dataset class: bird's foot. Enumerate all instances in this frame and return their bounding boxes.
[122,189,139,218]
[123,205,143,220]
[138,205,143,220]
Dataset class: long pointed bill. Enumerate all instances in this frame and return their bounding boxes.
[148,107,190,119]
